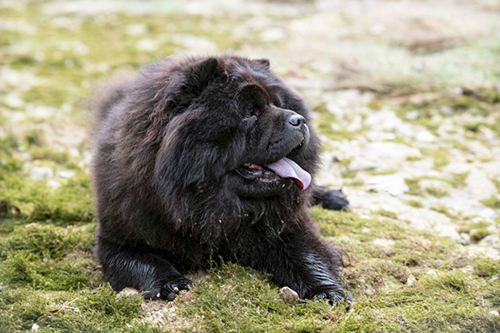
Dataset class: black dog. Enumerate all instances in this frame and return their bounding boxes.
[92,55,349,304]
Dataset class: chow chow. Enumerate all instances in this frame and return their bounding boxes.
[92,55,349,304]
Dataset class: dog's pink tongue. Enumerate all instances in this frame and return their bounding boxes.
[265,157,311,191]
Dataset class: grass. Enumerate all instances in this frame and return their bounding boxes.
[1,0,500,332]
[482,196,500,210]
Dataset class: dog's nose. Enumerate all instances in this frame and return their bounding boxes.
[288,114,305,128]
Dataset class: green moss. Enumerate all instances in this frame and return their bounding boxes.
[407,199,424,208]
[447,172,469,188]
[406,155,424,162]
[424,186,449,198]
[470,229,491,242]
[377,209,398,220]
[458,221,491,235]
[420,148,451,168]
[430,205,458,220]
[341,169,359,179]
[2,1,500,331]
[474,258,500,278]
[0,223,99,290]
[405,178,423,196]
[29,146,76,167]
[181,262,344,332]
[313,102,363,141]
[344,179,364,187]
[481,195,500,209]
[24,128,45,146]
[0,286,145,332]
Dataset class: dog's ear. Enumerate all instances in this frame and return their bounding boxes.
[190,57,219,90]
[254,58,270,69]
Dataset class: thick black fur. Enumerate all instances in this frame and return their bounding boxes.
[92,55,349,304]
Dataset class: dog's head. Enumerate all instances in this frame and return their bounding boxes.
[147,56,319,203]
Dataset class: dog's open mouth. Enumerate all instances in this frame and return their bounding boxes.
[236,157,311,190]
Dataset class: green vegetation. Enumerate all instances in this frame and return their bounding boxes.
[1,0,499,332]
[482,195,500,210]
[407,199,424,208]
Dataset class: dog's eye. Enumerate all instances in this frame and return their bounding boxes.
[244,108,261,120]
[243,114,257,121]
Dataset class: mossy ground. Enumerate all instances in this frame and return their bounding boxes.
[1,0,500,332]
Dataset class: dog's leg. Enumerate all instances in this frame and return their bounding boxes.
[311,185,349,210]
[235,227,348,306]
[96,237,192,301]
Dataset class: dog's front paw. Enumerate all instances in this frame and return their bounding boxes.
[309,286,350,308]
[142,275,192,301]
[318,189,349,211]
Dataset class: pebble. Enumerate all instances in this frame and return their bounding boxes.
[415,131,437,142]
[348,159,378,171]
[406,275,416,286]
[465,170,497,201]
[364,175,409,196]
[426,269,438,277]
[405,110,419,120]
[489,311,499,317]
[479,235,500,248]
[460,265,474,273]
[57,170,75,179]
[364,110,403,130]
[29,166,53,181]
[372,239,395,248]
[280,286,299,305]
[434,224,461,242]
[362,142,421,162]
[479,208,498,220]
[459,233,471,245]
[136,39,157,51]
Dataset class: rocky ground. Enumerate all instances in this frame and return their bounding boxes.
[316,89,500,259]
[1,0,499,332]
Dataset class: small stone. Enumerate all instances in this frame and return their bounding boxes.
[479,208,498,220]
[415,131,437,143]
[406,275,416,286]
[434,224,461,242]
[125,23,147,35]
[47,180,61,189]
[57,170,75,179]
[372,239,395,248]
[136,39,157,51]
[479,235,500,248]
[32,324,39,331]
[117,288,139,297]
[460,265,474,273]
[405,110,419,120]
[364,175,409,196]
[489,311,499,317]
[459,233,471,245]
[260,27,286,41]
[326,102,345,118]
[362,142,421,162]
[441,106,453,115]
[426,269,438,277]
[465,170,497,201]
[348,159,378,171]
[31,106,54,118]
[280,286,299,305]
[364,110,403,130]
[29,167,53,181]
